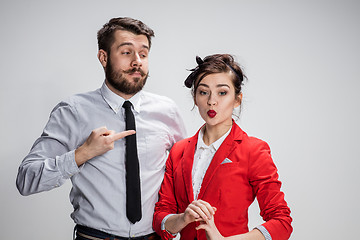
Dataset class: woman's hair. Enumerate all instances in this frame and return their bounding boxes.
[184,54,246,98]
[97,17,155,54]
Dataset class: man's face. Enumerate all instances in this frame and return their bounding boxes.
[104,30,149,96]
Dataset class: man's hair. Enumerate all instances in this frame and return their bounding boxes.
[97,17,155,53]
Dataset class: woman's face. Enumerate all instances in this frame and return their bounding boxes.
[195,72,241,128]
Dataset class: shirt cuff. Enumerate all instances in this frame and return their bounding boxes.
[161,214,178,238]
[56,150,80,179]
[256,225,272,240]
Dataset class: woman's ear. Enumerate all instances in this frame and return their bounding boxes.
[194,94,198,107]
[234,93,242,108]
[98,50,108,68]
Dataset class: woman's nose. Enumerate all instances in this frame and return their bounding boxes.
[207,93,217,106]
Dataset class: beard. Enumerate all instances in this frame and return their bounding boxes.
[105,58,148,95]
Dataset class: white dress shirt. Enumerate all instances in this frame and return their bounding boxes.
[16,82,186,237]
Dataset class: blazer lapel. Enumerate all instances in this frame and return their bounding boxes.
[181,130,200,203]
[197,122,243,200]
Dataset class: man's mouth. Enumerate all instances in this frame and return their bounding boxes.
[124,68,145,77]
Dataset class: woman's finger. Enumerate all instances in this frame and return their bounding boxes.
[197,199,216,215]
[189,201,211,221]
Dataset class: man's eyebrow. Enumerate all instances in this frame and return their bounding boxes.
[118,42,149,50]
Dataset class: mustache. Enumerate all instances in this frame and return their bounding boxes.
[123,68,146,76]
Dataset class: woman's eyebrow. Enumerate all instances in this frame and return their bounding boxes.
[198,83,209,88]
[198,83,230,88]
[216,84,230,88]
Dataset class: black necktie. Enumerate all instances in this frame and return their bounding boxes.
[122,100,142,223]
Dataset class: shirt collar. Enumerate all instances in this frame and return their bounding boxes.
[100,82,142,114]
[196,126,232,152]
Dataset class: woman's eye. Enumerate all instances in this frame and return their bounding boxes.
[219,91,227,96]
[199,91,208,95]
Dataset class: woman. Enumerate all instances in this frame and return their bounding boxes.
[153,54,292,240]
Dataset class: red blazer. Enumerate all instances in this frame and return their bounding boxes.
[153,122,292,240]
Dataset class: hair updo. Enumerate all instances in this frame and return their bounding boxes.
[184,54,246,98]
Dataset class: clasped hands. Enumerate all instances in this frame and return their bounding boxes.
[183,200,225,240]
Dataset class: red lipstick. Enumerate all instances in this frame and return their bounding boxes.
[207,110,217,118]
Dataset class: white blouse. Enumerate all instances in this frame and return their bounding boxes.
[192,126,231,200]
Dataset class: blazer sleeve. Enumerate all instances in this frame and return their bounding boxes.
[153,140,186,239]
[248,138,293,240]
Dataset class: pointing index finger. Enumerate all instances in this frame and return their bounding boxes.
[111,130,136,142]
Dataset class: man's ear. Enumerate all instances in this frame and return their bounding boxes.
[98,49,108,68]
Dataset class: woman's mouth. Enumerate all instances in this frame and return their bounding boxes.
[207,110,217,118]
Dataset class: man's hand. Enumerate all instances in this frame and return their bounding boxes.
[75,126,135,166]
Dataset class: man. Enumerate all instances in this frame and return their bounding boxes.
[16,17,186,240]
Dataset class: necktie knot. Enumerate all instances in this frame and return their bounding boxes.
[122,100,132,109]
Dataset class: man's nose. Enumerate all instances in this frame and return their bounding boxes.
[131,53,142,68]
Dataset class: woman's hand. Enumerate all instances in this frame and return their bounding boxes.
[182,200,216,225]
[196,216,225,240]
[197,220,266,240]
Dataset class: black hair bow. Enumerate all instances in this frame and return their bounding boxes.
[184,56,203,88]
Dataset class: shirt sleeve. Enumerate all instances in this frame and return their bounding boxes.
[256,225,272,240]
[16,101,81,196]
[248,139,293,240]
[161,214,178,238]
[168,101,187,145]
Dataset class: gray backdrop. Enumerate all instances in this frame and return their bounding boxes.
[1,0,359,239]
